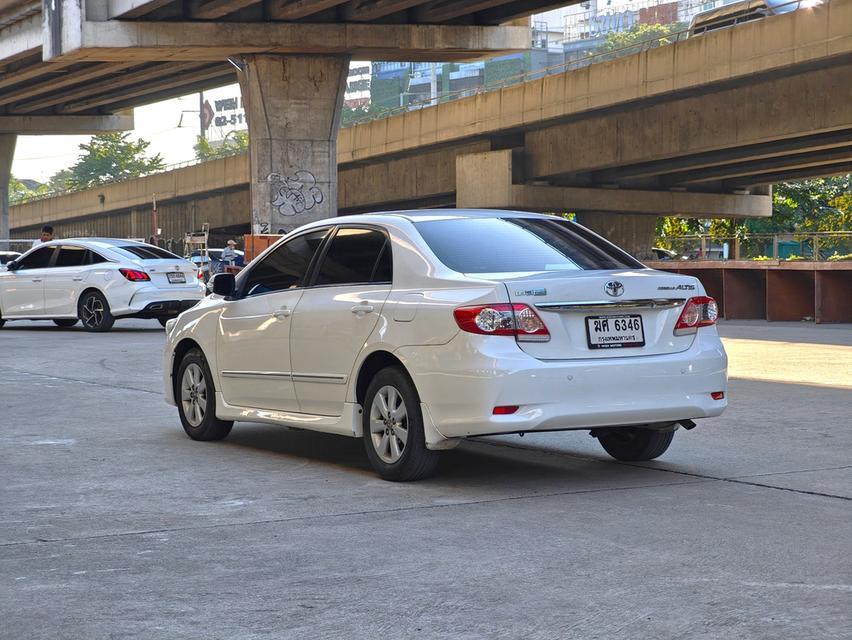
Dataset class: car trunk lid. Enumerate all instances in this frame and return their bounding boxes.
[501,269,700,360]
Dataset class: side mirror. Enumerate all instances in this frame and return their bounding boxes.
[6,260,18,271]
[210,272,236,297]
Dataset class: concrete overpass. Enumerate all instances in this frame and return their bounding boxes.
[8,0,852,255]
[1,0,559,240]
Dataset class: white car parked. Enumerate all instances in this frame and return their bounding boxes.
[0,239,205,332]
[163,210,728,481]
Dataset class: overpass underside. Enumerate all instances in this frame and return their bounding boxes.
[5,0,852,254]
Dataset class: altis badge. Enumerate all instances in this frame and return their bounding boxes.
[657,284,696,291]
[515,288,547,296]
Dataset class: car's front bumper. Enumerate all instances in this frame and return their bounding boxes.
[397,327,728,439]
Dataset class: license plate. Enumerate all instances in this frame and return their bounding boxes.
[586,315,645,349]
[167,272,186,284]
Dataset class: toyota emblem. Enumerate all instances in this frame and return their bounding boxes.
[604,281,624,297]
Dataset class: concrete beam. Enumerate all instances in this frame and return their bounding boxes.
[190,0,260,19]
[0,13,39,61]
[45,21,529,62]
[456,150,771,218]
[343,0,425,22]
[108,0,174,18]
[0,113,134,133]
[268,0,349,20]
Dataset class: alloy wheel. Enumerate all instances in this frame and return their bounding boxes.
[369,385,409,464]
[181,363,208,427]
[81,295,105,329]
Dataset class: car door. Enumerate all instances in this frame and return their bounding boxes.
[216,228,330,412]
[0,246,55,317]
[289,226,393,417]
[42,245,89,317]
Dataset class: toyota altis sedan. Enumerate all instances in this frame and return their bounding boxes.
[0,239,205,331]
[163,210,727,481]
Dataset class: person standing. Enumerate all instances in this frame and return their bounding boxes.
[221,239,238,266]
[32,225,54,247]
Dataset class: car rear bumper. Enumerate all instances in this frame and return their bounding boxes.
[113,285,205,317]
[396,327,728,439]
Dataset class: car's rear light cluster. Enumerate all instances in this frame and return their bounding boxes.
[453,303,550,342]
[197,270,204,280]
[119,268,150,282]
[674,296,718,335]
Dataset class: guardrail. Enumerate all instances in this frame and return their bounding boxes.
[654,231,852,262]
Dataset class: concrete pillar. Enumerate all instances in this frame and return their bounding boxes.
[237,54,350,234]
[575,212,658,261]
[0,134,16,248]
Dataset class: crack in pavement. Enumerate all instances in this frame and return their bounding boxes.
[0,367,161,396]
[473,439,852,502]
[0,476,713,549]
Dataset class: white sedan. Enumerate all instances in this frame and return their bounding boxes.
[0,238,205,332]
[163,210,727,481]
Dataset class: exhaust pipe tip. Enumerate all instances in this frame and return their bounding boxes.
[679,419,697,430]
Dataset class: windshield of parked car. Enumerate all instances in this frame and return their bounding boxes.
[415,217,643,274]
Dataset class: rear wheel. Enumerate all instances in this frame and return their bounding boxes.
[363,366,439,481]
[176,348,233,441]
[78,291,115,332]
[53,319,79,328]
[597,427,674,461]
[0,308,4,329]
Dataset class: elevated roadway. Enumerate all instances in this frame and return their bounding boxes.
[8,0,852,254]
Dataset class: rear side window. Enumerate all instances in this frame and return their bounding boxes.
[415,217,643,273]
[243,229,329,297]
[55,245,88,267]
[119,245,181,260]
[314,228,391,286]
[17,246,54,269]
[87,250,108,265]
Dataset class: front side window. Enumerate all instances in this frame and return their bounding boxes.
[17,246,54,270]
[314,228,391,286]
[242,229,329,297]
[415,217,643,274]
[54,246,88,268]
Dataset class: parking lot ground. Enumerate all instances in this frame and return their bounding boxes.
[1,319,850,639]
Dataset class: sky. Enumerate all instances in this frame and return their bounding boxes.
[11,83,244,183]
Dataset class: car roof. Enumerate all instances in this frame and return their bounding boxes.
[320,209,554,227]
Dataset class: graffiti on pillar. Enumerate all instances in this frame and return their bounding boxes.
[267,171,324,216]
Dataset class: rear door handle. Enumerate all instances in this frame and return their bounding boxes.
[351,303,374,314]
[31,278,42,283]
[273,306,292,320]
[72,277,83,282]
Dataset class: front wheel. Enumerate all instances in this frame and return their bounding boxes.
[53,319,79,328]
[78,291,115,332]
[176,348,233,441]
[597,427,674,462]
[363,366,439,481]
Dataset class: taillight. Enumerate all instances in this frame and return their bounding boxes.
[197,269,203,280]
[674,296,718,335]
[453,303,549,341]
[119,268,150,282]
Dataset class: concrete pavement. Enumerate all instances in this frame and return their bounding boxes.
[0,319,850,639]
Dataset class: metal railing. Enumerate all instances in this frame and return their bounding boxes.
[654,231,852,261]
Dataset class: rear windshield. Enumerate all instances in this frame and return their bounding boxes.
[415,217,643,273]
[119,245,181,260]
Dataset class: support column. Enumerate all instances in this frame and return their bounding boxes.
[1,134,17,248]
[238,54,350,234]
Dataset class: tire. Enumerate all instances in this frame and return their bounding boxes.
[176,348,233,441]
[0,308,4,329]
[53,319,79,328]
[362,366,439,481]
[597,427,675,462]
[78,290,115,332]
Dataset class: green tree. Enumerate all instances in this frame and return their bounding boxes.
[67,133,165,189]
[597,23,684,57]
[8,175,48,204]
[193,130,249,162]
